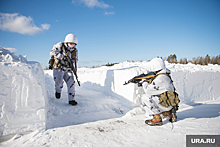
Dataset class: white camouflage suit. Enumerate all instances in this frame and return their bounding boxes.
[142,68,174,120]
[50,42,78,101]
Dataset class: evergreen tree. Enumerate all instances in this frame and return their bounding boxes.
[171,54,177,63]
[205,54,210,65]
[217,54,220,65]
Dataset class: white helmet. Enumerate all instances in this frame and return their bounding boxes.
[150,58,166,72]
[64,34,78,44]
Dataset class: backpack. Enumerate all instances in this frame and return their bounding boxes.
[48,43,77,70]
[149,73,180,108]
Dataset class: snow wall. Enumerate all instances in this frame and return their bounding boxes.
[79,61,220,105]
[0,48,47,136]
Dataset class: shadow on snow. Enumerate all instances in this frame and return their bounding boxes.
[177,103,220,121]
[45,70,132,130]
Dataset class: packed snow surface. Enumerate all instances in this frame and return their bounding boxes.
[0,47,220,146]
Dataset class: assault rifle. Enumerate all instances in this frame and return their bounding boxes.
[123,72,156,86]
[62,47,81,86]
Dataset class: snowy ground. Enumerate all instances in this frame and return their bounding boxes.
[44,70,132,130]
[1,100,220,147]
[0,48,220,146]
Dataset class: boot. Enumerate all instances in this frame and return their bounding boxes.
[55,91,61,99]
[162,111,172,118]
[146,114,163,126]
[163,111,177,122]
[169,107,177,122]
[169,112,177,122]
[69,100,77,106]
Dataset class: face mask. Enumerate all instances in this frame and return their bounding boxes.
[68,43,76,48]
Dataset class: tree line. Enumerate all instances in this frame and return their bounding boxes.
[164,54,220,65]
[45,54,220,70]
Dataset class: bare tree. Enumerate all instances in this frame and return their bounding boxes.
[211,56,217,64]
[201,57,206,65]
[192,57,196,64]
[183,58,188,64]
[179,58,183,64]
[167,55,171,63]
[167,54,177,63]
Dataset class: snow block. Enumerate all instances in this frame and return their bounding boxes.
[172,71,220,104]
[79,62,220,105]
[113,70,220,105]
[0,48,47,136]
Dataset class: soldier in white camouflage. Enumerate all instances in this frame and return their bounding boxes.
[50,34,78,106]
[141,58,178,126]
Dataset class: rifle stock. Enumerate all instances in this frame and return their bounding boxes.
[123,72,156,86]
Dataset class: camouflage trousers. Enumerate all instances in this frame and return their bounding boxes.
[142,94,173,120]
[53,68,75,101]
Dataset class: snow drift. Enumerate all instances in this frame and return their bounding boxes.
[0,47,47,136]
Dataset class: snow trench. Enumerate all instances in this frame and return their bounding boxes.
[1,59,220,137]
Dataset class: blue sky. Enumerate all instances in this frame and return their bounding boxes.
[0,0,219,68]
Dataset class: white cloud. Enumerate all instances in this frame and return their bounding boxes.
[41,24,50,30]
[104,11,115,15]
[72,0,112,9]
[4,47,17,52]
[0,13,50,35]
